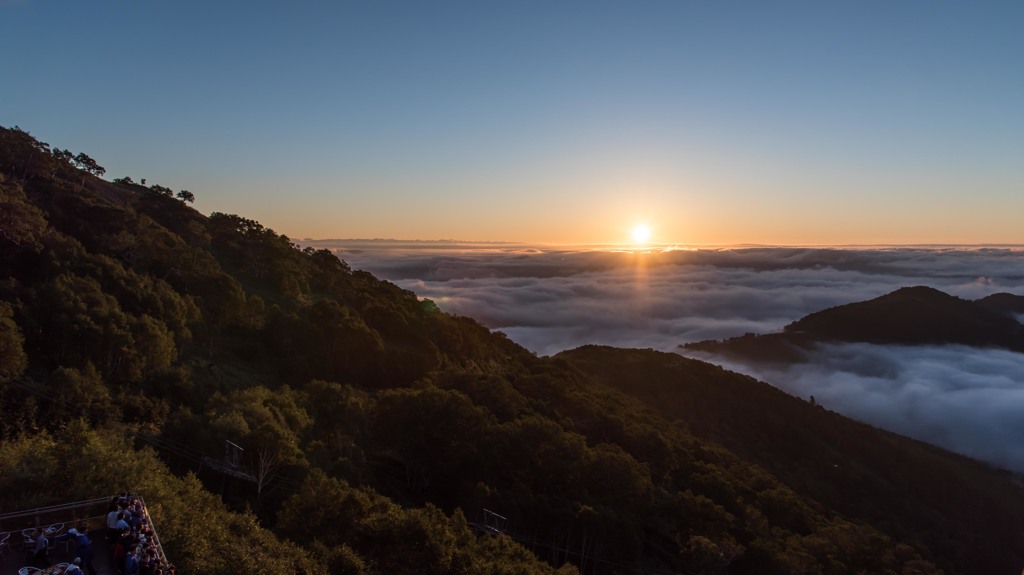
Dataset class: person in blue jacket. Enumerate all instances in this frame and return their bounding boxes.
[56,528,96,575]
[123,546,140,575]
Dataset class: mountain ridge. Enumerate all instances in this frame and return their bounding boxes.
[684,285,1024,362]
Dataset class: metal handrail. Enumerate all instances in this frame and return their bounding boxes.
[134,495,168,565]
[0,497,110,537]
[0,497,110,523]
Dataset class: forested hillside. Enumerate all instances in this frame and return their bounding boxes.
[558,346,1024,575]
[2,125,1023,575]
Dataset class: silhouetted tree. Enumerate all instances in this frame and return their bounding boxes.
[150,183,174,196]
[177,189,195,203]
[73,152,105,178]
[52,148,73,165]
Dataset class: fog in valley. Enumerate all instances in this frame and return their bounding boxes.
[316,243,1024,471]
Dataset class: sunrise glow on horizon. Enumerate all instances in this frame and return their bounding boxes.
[2,2,1022,246]
[631,224,652,245]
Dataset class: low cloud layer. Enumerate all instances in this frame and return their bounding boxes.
[311,242,1024,471]
[328,243,1024,355]
[686,344,1024,472]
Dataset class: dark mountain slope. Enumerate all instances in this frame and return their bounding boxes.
[786,286,1024,348]
[686,286,1024,362]
[558,345,1024,575]
[976,292,1024,317]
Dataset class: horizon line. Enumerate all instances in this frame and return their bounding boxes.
[299,238,1024,251]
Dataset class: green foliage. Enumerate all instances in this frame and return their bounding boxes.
[0,301,28,381]
[679,534,744,575]
[208,385,312,463]
[48,364,119,425]
[25,273,177,382]
[371,387,495,500]
[0,173,48,254]
[300,380,373,479]
[278,470,574,575]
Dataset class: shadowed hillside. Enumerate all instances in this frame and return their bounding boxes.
[558,345,1024,575]
[4,125,1024,574]
[786,286,1024,348]
[976,292,1024,316]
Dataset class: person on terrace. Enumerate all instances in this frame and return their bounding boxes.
[124,545,141,575]
[107,502,123,544]
[56,528,96,575]
[31,528,49,567]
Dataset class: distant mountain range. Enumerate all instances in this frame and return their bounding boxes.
[684,285,1024,362]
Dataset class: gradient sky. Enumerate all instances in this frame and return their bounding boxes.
[2,1,1022,245]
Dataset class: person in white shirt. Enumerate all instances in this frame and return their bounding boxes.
[107,505,122,544]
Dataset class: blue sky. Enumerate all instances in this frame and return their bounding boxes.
[2,1,1022,244]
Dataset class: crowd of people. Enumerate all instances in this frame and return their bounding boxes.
[21,493,174,575]
[105,493,175,575]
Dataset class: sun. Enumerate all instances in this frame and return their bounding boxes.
[631,224,652,244]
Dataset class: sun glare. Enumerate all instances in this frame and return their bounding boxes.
[631,224,652,244]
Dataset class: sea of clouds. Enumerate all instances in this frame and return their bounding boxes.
[309,242,1024,471]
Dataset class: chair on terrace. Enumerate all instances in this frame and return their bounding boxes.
[0,531,12,557]
[22,534,37,562]
[44,523,63,553]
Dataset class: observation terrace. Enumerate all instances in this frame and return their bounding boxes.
[0,495,168,575]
